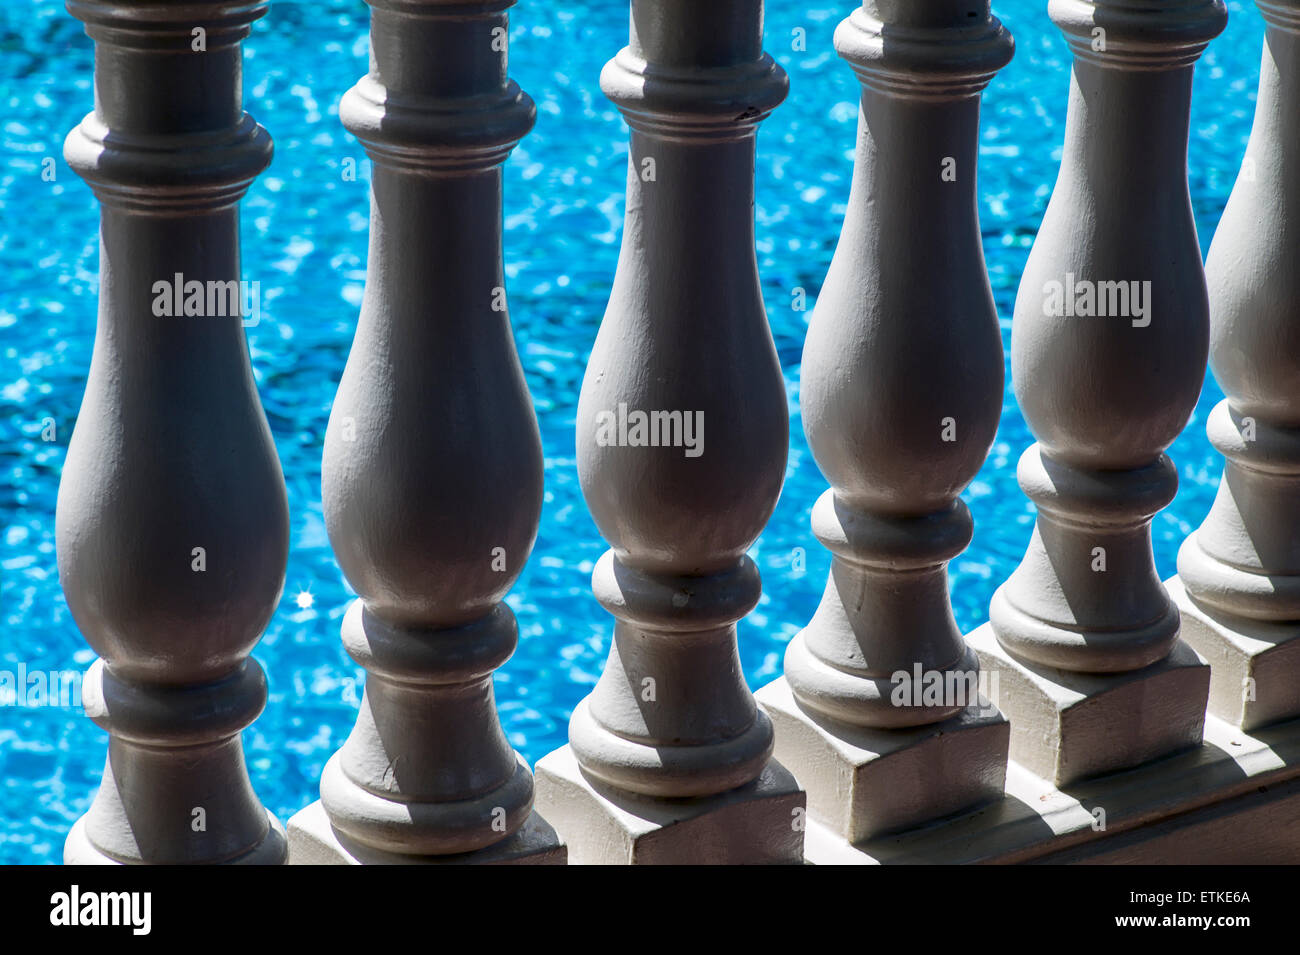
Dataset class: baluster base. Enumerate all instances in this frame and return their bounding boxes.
[755,676,1008,847]
[1167,576,1300,732]
[967,623,1209,786]
[533,745,803,865]
[65,811,286,865]
[285,801,565,865]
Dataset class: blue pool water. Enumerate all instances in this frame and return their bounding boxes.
[0,0,1266,862]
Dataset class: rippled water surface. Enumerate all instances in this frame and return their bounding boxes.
[0,0,1266,861]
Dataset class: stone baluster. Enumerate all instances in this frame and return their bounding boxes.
[532,0,803,865]
[285,0,563,865]
[754,0,1014,858]
[968,0,1227,786]
[1170,0,1300,732]
[58,0,287,863]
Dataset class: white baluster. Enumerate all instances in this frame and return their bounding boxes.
[1171,0,1300,731]
[59,0,287,863]
[969,0,1227,785]
[755,0,1014,858]
[532,0,804,865]
[285,0,563,864]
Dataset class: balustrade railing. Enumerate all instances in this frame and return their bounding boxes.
[49,0,1300,866]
